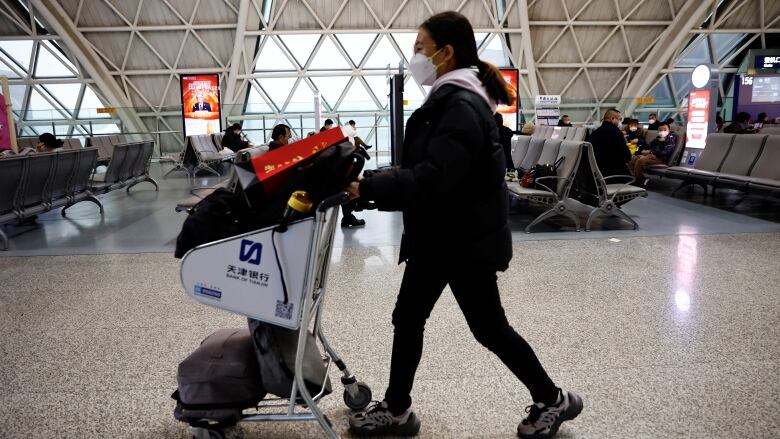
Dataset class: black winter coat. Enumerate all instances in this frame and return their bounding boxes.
[359,84,512,271]
[221,131,249,152]
[588,121,631,177]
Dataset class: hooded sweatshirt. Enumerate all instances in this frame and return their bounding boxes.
[427,68,496,113]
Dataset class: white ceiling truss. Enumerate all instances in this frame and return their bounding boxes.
[1,0,778,151]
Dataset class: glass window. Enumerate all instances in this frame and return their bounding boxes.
[0,52,22,78]
[27,88,66,120]
[480,34,511,67]
[0,40,33,70]
[647,78,674,106]
[390,33,417,63]
[257,77,297,110]
[284,80,314,112]
[675,37,711,68]
[245,84,275,114]
[35,41,77,77]
[309,75,351,110]
[254,36,297,71]
[279,34,319,67]
[335,33,377,66]
[309,36,351,70]
[364,35,402,69]
[363,75,389,108]
[712,33,746,65]
[78,86,110,118]
[44,83,82,111]
[338,79,378,111]
[8,85,26,111]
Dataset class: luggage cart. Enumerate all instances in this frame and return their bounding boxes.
[180,192,372,439]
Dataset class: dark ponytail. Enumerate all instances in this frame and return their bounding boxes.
[420,11,516,106]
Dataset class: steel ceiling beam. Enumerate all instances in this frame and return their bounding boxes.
[30,0,147,133]
[621,0,716,115]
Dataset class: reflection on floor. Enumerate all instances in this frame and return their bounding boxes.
[1,233,778,438]
[2,165,779,256]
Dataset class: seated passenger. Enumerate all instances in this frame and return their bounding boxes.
[625,119,647,155]
[320,118,334,132]
[724,112,756,134]
[221,123,252,153]
[647,113,660,130]
[267,124,292,150]
[557,115,573,127]
[37,133,64,152]
[346,120,373,150]
[520,121,535,136]
[589,108,631,177]
[629,123,677,184]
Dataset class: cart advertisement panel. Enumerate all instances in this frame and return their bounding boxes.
[498,68,520,131]
[180,74,222,138]
[181,219,314,329]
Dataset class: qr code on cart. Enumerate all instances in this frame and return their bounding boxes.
[275,300,294,320]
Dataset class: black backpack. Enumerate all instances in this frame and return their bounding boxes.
[174,143,366,258]
[529,157,565,192]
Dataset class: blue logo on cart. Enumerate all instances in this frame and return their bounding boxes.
[688,153,697,165]
[194,285,222,300]
[239,239,263,265]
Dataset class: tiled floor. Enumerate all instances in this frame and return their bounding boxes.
[1,232,779,438]
[1,165,779,438]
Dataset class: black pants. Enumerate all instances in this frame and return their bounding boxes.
[384,258,558,413]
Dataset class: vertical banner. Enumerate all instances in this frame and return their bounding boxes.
[180,74,222,138]
[0,75,16,152]
[497,69,520,131]
[685,89,710,150]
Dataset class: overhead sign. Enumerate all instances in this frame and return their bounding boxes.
[685,89,710,150]
[534,95,561,107]
[635,96,655,104]
[755,55,780,69]
[180,74,222,138]
[96,107,116,114]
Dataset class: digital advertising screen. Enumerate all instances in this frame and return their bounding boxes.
[734,74,780,120]
[180,74,221,138]
[685,89,710,149]
[498,68,520,131]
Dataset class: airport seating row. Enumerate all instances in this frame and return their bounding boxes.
[508,137,647,232]
[164,134,234,180]
[0,148,101,250]
[90,140,159,194]
[531,125,588,141]
[174,144,268,213]
[650,133,780,197]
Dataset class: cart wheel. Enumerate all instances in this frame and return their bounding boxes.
[343,382,372,410]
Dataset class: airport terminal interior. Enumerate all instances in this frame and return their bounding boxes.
[1,0,779,438]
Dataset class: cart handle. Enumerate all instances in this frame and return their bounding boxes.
[318,192,351,212]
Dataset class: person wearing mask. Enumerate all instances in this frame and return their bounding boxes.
[557,115,573,127]
[589,108,632,177]
[648,113,660,130]
[629,123,677,184]
[494,113,515,170]
[724,112,756,134]
[755,112,768,130]
[663,118,675,132]
[267,124,292,150]
[520,121,535,136]
[346,11,582,438]
[221,123,252,153]
[36,133,64,152]
[625,119,647,156]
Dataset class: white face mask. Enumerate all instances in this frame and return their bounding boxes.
[629,126,637,132]
[649,118,656,123]
[658,131,669,138]
[409,49,442,86]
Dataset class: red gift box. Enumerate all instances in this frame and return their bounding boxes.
[238,127,348,194]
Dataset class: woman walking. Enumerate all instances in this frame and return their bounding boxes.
[345,11,582,439]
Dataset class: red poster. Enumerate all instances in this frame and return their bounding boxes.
[180,74,221,137]
[686,89,710,149]
[498,69,519,131]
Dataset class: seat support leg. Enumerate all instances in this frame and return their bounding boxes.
[61,195,104,217]
[0,227,8,251]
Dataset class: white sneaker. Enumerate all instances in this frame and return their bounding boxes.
[517,389,583,439]
[348,401,421,436]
